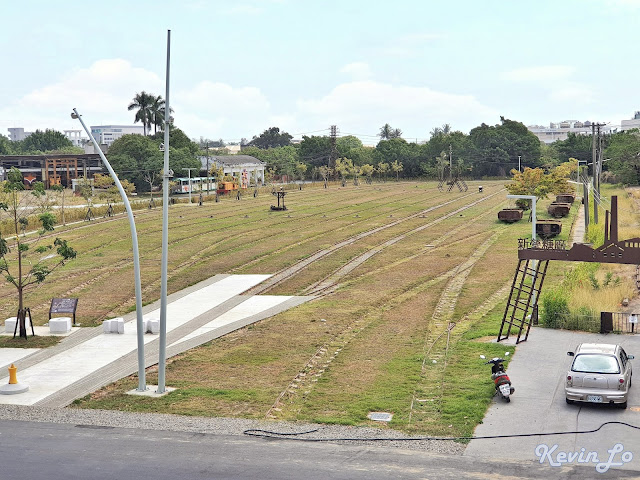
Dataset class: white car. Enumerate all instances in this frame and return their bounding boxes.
[565,343,633,409]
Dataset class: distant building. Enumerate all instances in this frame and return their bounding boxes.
[7,127,33,142]
[89,125,144,147]
[0,154,103,188]
[63,129,88,147]
[201,155,265,186]
[621,111,640,132]
[527,120,614,144]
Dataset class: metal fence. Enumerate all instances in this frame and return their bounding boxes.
[541,311,638,334]
[601,312,639,334]
[540,313,601,333]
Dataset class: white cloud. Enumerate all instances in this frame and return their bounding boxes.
[0,60,498,143]
[339,62,373,81]
[297,80,498,139]
[173,80,272,138]
[606,0,640,8]
[501,65,594,106]
[378,32,445,57]
[501,65,575,84]
[223,5,263,15]
[0,59,163,132]
[549,83,595,105]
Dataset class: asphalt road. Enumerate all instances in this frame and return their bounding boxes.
[465,327,640,476]
[0,419,638,479]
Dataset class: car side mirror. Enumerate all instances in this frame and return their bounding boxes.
[628,354,635,360]
[567,352,575,356]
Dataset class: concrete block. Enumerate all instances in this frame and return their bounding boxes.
[103,319,113,333]
[103,317,124,334]
[49,317,72,334]
[145,318,160,334]
[114,318,124,334]
[4,317,17,334]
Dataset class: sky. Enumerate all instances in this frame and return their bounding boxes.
[1,0,639,146]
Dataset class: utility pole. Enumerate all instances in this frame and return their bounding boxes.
[518,155,521,172]
[592,123,598,224]
[449,144,453,179]
[183,167,199,204]
[329,125,338,170]
[206,141,210,193]
[592,123,606,224]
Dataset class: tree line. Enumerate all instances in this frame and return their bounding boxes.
[4,99,640,191]
[239,119,640,185]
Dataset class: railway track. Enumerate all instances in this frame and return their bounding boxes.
[265,191,507,419]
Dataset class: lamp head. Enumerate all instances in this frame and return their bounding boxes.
[71,112,79,119]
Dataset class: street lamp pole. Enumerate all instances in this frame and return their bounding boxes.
[71,108,146,392]
[158,29,171,394]
[518,155,521,172]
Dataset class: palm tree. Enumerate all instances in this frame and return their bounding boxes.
[150,95,173,135]
[128,91,154,135]
[378,123,393,140]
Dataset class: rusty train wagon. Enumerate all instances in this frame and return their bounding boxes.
[498,208,523,223]
[536,219,562,238]
[547,202,571,218]
[556,193,575,204]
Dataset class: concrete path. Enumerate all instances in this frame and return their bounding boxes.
[0,274,312,407]
[571,198,586,246]
[465,328,640,472]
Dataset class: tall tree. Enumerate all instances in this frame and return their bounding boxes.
[605,130,640,184]
[299,135,332,168]
[149,95,172,135]
[128,91,154,135]
[248,127,293,149]
[18,129,73,153]
[378,124,403,140]
[379,124,393,140]
[0,134,13,154]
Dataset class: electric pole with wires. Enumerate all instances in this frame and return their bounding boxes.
[329,125,338,170]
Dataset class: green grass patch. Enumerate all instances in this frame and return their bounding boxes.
[0,335,61,348]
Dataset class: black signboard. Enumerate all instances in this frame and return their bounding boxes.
[49,298,79,325]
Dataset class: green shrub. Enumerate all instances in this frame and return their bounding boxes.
[541,288,570,328]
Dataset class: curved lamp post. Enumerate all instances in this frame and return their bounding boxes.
[71,108,146,392]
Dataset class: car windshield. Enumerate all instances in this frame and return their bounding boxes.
[572,354,620,374]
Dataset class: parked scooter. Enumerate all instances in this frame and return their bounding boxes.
[480,352,514,402]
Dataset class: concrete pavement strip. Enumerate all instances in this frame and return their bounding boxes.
[0,274,313,407]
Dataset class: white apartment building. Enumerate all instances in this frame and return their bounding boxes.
[63,129,88,147]
[527,120,614,144]
[89,125,144,146]
[621,111,640,132]
[7,127,33,141]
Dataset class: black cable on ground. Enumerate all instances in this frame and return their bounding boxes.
[243,421,640,442]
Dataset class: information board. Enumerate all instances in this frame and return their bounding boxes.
[49,298,79,324]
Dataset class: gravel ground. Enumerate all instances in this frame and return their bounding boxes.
[0,405,466,455]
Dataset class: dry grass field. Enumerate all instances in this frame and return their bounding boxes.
[0,180,592,435]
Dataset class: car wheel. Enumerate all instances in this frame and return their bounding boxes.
[566,398,574,405]
[505,397,510,403]
[630,375,632,387]
[619,401,628,409]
